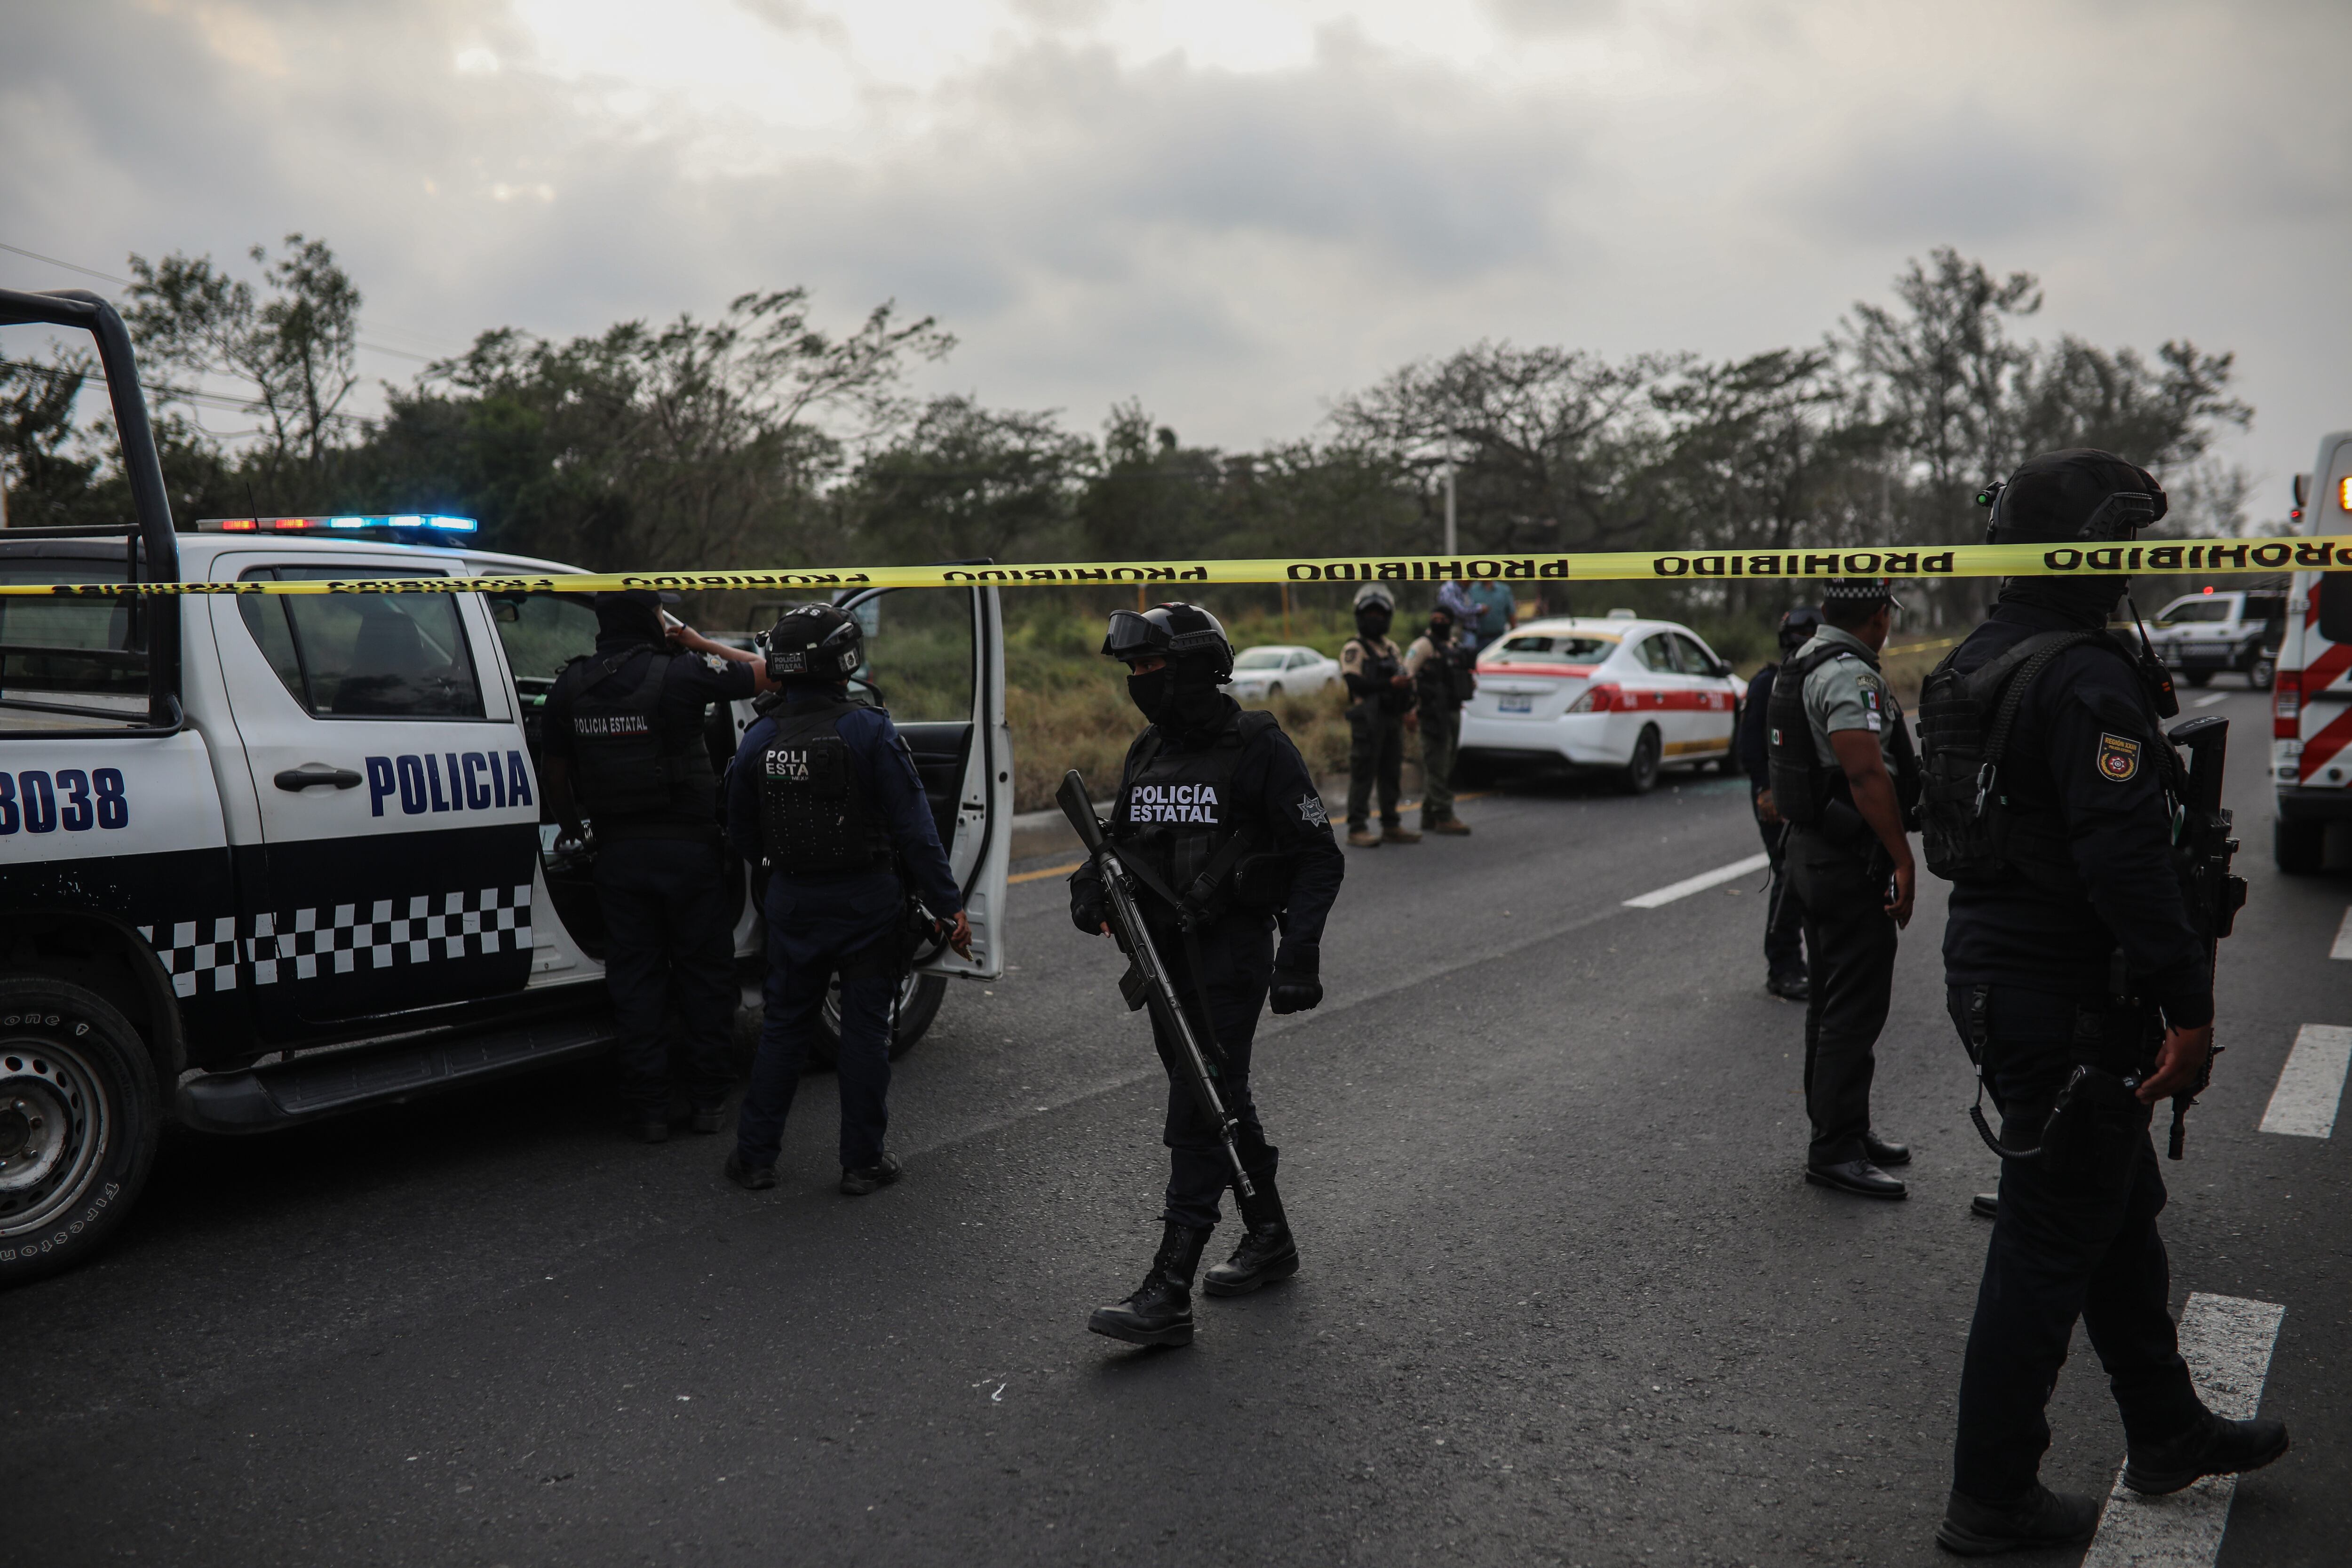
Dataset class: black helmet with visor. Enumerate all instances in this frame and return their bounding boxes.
[1101,602,1235,682]
[760,602,864,683]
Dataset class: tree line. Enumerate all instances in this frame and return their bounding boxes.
[0,238,2256,628]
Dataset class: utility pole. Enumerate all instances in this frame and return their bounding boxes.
[1443,460,1457,557]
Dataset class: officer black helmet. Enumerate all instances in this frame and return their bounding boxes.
[1777,604,1821,656]
[1102,602,1234,682]
[1352,581,1395,636]
[591,588,679,641]
[1979,449,2168,546]
[761,602,863,683]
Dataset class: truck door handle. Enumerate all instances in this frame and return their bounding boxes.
[274,766,364,792]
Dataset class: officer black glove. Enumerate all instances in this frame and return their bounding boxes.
[1268,942,1322,1014]
[1071,881,1109,936]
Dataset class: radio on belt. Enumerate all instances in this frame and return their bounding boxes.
[0,282,1015,1287]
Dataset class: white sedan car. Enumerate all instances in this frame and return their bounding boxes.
[1457,615,1744,793]
[1224,644,1341,702]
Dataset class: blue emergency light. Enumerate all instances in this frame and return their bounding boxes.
[196,514,478,534]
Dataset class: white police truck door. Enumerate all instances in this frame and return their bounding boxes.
[831,583,1011,980]
[211,557,540,1032]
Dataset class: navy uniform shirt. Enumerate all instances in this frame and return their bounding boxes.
[1940,601,2213,1028]
[542,633,755,834]
[1071,696,1345,962]
[725,688,962,925]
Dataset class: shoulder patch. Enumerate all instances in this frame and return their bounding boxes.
[1296,793,1330,828]
[2096,732,2141,782]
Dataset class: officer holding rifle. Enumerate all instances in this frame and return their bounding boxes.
[1919,450,2284,1555]
[1067,602,1344,1348]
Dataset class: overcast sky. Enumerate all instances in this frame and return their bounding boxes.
[5,0,2346,518]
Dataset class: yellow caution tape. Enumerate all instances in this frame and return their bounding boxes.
[1,537,2333,597]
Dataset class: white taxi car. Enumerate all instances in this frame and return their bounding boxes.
[1456,614,1743,793]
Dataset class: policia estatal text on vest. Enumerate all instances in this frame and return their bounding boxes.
[720,604,971,1196]
[543,589,775,1141]
[1070,603,1345,1347]
[1917,449,2284,1557]
[1766,577,1919,1200]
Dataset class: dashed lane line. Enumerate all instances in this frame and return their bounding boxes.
[2259,1024,2352,1138]
[2193,691,2231,708]
[2331,906,2352,960]
[1623,852,1771,909]
[2081,1293,2286,1568]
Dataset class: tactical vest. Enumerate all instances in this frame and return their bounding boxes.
[1116,709,1287,919]
[1917,630,2177,894]
[1765,642,1921,839]
[1345,637,1414,715]
[1414,641,1478,714]
[558,648,715,820]
[756,703,895,875]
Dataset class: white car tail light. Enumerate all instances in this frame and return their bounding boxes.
[1568,683,1623,714]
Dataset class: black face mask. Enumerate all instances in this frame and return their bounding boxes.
[1428,617,1454,644]
[1356,608,1391,639]
[1127,666,1176,726]
[1128,661,1229,733]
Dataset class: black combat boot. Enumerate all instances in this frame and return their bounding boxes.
[2122,1410,2290,1495]
[1202,1177,1299,1297]
[1088,1222,1212,1347]
[1934,1483,2099,1556]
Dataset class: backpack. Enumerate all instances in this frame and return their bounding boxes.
[1915,630,2108,886]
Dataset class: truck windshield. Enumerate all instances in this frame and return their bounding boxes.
[0,558,151,734]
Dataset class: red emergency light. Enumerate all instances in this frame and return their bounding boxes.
[195,514,477,534]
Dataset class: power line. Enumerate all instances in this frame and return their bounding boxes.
[0,356,371,427]
[0,238,448,364]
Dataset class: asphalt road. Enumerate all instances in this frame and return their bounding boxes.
[6,684,2344,1568]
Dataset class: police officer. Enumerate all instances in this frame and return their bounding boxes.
[1928,450,2287,1554]
[544,589,772,1142]
[1340,582,1417,848]
[720,603,971,1196]
[1072,603,1345,1347]
[1736,605,1821,1000]
[1766,578,1915,1199]
[1403,602,1476,835]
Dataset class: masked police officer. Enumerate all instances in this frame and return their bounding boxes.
[1340,582,1418,848]
[1767,579,1917,1199]
[719,603,971,1196]
[1737,605,1821,1000]
[1925,450,2287,1554]
[1403,603,1477,836]
[544,589,772,1142]
[1072,603,1345,1347]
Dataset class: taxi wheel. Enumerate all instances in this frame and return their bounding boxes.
[809,973,948,1069]
[0,977,160,1288]
[1618,725,1662,795]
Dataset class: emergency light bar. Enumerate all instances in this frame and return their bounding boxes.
[195,514,477,534]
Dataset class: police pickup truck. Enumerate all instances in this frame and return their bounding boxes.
[0,288,1011,1283]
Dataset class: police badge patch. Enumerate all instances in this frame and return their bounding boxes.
[1296,794,1330,828]
[2096,733,2141,782]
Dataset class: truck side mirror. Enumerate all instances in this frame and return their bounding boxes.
[2320,573,2352,645]
[2294,474,2311,509]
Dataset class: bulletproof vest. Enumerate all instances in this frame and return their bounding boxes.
[557,648,715,820]
[1347,637,1414,714]
[1917,629,2172,895]
[1415,641,1478,712]
[1764,643,1851,828]
[756,703,895,875]
[1116,709,1284,915]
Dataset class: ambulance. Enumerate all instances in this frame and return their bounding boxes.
[0,288,1011,1283]
[2270,430,2352,873]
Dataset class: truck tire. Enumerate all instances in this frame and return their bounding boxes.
[1618,725,1662,795]
[2274,818,2325,876]
[2249,655,2277,692]
[809,972,948,1069]
[2183,669,2210,687]
[0,977,160,1287]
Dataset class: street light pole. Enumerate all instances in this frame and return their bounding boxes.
[1443,460,1457,557]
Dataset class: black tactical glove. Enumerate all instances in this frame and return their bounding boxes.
[1070,870,1109,935]
[1268,942,1322,1014]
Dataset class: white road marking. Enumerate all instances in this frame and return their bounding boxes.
[2082,1293,2285,1568]
[2331,906,2352,959]
[1623,852,1772,909]
[2194,692,2230,708]
[2259,1024,2352,1138]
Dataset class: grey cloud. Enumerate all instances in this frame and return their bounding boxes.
[1788,109,2092,244]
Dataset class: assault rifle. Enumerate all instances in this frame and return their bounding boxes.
[2161,715,2248,1158]
[1057,769,1256,1200]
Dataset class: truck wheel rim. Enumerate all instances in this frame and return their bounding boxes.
[822,973,925,1037]
[0,1035,109,1238]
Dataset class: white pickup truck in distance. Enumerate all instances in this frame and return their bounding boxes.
[2145,587,2286,690]
[0,287,1012,1285]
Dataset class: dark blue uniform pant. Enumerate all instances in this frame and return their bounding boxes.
[735,872,901,1173]
[594,837,738,1116]
[1788,829,1895,1166]
[1947,984,2203,1502]
[1151,917,1277,1229]
[1754,810,1804,977]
